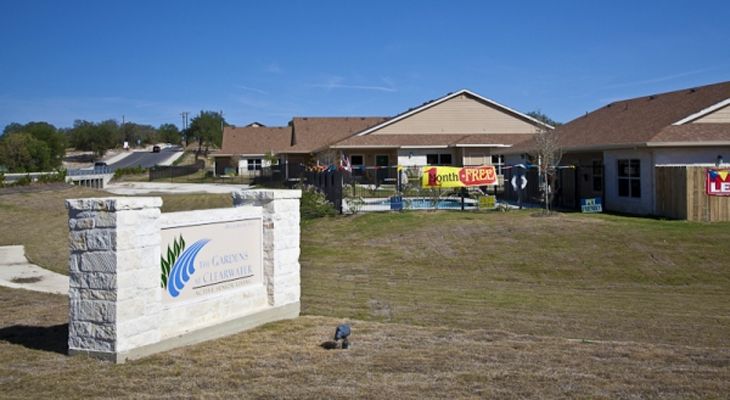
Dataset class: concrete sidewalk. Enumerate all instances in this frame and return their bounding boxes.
[105,182,250,195]
[0,245,68,295]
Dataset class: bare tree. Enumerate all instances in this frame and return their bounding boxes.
[532,127,562,214]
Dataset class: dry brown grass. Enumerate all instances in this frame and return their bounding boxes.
[0,185,232,274]
[1,190,729,398]
[301,211,730,349]
[0,287,727,399]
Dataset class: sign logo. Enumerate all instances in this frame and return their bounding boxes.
[422,166,498,188]
[161,236,210,298]
[706,168,730,196]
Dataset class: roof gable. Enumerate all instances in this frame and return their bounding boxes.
[356,89,552,136]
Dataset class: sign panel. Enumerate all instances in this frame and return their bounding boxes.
[580,197,603,213]
[706,168,730,196]
[479,195,496,209]
[160,218,262,303]
[422,166,498,188]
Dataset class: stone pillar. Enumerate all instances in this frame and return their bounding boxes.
[232,189,301,307]
[66,197,162,362]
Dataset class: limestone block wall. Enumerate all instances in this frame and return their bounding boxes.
[232,189,302,308]
[66,190,301,363]
[66,197,162,357]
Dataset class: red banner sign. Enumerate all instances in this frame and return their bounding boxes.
[422,166,498,188]
[706,168,730,196]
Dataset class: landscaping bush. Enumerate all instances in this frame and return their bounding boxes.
[14,175,31,186]
[37,170,67,183]
[300,188,336,220]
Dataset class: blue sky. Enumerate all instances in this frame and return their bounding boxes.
[1,0,729,130]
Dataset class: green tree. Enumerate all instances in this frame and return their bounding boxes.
[0,132,53,172]
[158,123,181,144]
[527,110,562,127]
[187,111,226,154]
[68,119,120,158]
[3,121,66,167]
[122,122,158,146]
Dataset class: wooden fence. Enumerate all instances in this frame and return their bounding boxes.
[655,166,730,222]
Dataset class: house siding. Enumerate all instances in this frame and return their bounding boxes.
[691,104,730,123]
[373,94,540,135]
[603,149,655,215]
[653,146,730,165]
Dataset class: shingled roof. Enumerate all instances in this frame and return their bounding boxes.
[288,117,389,153]
[217,117,389,156]
[218,126,292,155]
[512,80,730,153]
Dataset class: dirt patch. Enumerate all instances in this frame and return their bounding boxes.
[10,276,43,284]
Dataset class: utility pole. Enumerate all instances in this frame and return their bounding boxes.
[180,111,189,147]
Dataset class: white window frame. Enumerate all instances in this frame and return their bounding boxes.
[617,159,641,198]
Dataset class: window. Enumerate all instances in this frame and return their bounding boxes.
[617,159,640,198]
[350,155,364,175]
[592,160,603,192]
[491,155,505,175]
[350,155,364,166]
[247,158,262,171]
[426,153,452,166]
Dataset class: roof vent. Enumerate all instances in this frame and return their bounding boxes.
[648,95,656,100]
[607,103,613,108]
[689,88,697,93]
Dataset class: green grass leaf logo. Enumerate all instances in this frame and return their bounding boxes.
[161,235,185,288]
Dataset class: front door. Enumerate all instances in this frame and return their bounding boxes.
[375,155,389,184]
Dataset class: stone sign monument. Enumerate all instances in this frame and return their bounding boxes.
[65,189,301,363]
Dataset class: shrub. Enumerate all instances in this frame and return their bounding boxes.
[300,188,336,220]
[37,170,67,183]
[114,166,147,178]
[14,175,32,186]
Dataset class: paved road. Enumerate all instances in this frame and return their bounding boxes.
[108,147,180,170]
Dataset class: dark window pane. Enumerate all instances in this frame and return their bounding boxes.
[426,154,438,165]
[630,159,640,177]
[618,178,629,197]
[593,177,602,192]
[630,179,641,198]
[350,155,363,166]
[440,154,452,165]
[618,160,629,177]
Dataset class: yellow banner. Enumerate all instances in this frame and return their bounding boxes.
[421,166,498,188]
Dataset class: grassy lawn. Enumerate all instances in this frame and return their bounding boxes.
[301,211,730,348]
[0,185,232,274]
[1,187,729,398]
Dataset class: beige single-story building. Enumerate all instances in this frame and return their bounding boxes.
[214,89,552,181]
